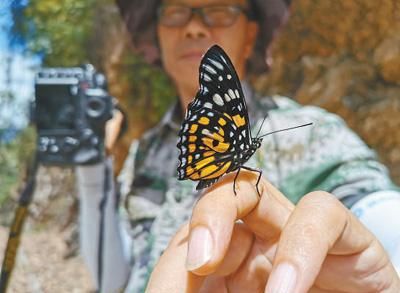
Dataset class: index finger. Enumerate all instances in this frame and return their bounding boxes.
[187,169,294,275]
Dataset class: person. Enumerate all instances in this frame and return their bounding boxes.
[76,0,400,292]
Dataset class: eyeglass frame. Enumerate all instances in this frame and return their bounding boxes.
[156,3,255,28]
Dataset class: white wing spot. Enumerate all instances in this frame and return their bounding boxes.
[181,146,187,154]
[227,74,232,80]
[220,55,227,65]
[224,93,231,102]
[207,112,215,117]
[189,114,198,121]
[204,102,213,109]
[181,157,187,165]
[203,73,212,82]
[201,129,212,136]
[235,89,240,98]
[240,144,244,150]
[208,58,224,70]
[228,89,236,100]
[241,130,246,137]
[218,76,223,81]
[229,131,234,137]
[203,64,217,75]
[201,86,209,94]
[195,153,201,159]
[213,94,224,106]
[183,124,189,132]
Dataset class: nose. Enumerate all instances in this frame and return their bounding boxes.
[183,14,210,39]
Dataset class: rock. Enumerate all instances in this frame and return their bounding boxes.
[374,35,400,84]
[255,0,400,184]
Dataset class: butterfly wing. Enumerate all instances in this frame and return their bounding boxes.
[187,45,251,133]
[177,108,238,189]
[177,45,253,189]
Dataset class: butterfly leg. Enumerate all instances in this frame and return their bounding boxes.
[233,167,241,196]
[240,166,262,197]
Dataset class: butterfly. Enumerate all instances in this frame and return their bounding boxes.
[177,45,311,195]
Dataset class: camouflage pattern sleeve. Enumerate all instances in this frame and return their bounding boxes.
[116,104,199,292]
[252,96,399,206]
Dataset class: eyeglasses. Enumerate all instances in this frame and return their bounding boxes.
[157,4,249,28]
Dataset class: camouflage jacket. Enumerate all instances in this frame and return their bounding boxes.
[117,84,398,292]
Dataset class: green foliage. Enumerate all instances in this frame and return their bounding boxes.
[12,0,176,121]
[120,53,177,125]
[0,127,36,205]
[10,0,178,172]
[14,0,98,66]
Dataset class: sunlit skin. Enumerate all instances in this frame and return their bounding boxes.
[157,0,258,111]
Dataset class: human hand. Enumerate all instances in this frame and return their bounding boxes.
[104,109,124,155]
[146,170,400,293]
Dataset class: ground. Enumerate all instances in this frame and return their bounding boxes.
[0,225,94,293]
[0,167,95,293]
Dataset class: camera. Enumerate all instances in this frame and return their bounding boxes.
[33,64,114,165]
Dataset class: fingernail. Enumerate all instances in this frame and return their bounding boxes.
[265,263,298,293]
[186,226,213,271]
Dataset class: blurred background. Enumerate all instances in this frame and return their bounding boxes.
[0,0,399,291]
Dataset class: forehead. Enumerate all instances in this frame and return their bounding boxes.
[163,0,247,6]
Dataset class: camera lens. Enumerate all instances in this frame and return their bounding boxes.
[86,96,106,118]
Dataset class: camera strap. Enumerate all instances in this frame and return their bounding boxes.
[97,160,110,293]
[0,154,39,293]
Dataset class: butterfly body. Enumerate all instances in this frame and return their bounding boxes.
[177,45,263,191]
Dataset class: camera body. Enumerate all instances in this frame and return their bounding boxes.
[33,64,113,166]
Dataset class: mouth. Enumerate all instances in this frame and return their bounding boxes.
[180,51,205,61]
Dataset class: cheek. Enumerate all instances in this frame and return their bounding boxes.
[157,27,200,84]
[212,28,248,75]
[157,27,178,68]
[157,28,170,60]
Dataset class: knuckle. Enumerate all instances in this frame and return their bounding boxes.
[300,191,343,214]
[294,191,350,249]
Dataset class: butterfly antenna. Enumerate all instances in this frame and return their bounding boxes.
[254,113,268,138]
[258,122,313,138]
